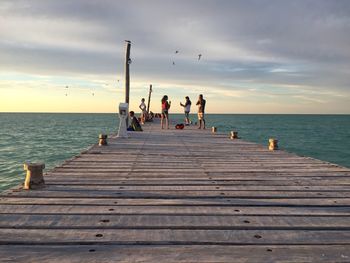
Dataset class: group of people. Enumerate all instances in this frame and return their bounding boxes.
[161,94,206,130]
[127,94,206,132]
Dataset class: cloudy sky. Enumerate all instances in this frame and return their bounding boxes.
[0,0,349,113]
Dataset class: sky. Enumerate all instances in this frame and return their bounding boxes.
[0,0,349,114]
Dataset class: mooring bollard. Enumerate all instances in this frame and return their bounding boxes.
[230,131,238,139]
[269,138,278,150]
[99,134,108,146]
[212,127,217,133]
[23,162,45,190]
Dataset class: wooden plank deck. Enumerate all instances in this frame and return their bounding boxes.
[1,121,350,262]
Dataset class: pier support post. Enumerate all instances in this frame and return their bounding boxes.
[124,40,131,105]
[230,131,238,139]
[99,134,108,146]
[212,127,217,133]
[124,40,131,127]
[147,84,152,114]
[269,138,278,150]
[23,162,45,190]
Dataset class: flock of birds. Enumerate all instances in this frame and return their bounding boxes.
[64,50,202,96]
[64,80,121,97]
[172,50,202,66]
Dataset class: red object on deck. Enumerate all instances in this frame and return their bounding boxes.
[175,124,185,129]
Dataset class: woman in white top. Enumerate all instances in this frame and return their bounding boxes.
[180,96,192,125]
[139,98,147,124]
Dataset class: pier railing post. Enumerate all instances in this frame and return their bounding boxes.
[23,162,45,190]
[269,138,278,150]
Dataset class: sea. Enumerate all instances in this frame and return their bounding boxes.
[0,113,349,191]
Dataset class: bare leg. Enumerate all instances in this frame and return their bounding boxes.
[166,117,169,129]
[198,120,202,129]
[203,119,206,129]
[161,116,164,129]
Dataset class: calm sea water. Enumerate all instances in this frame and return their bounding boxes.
[0,113,349,191]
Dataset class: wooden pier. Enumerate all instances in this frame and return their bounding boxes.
[1,121,350,262]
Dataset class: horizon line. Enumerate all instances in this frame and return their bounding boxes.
[1,112,349,115]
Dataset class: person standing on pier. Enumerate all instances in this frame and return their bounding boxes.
[139,98,147,124]
[180,96,192,125]
[161,95,171,129]
[196,94,206,129]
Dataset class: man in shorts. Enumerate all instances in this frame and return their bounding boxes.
[196,94,206,129]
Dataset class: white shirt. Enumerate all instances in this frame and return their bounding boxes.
[185,104,191,112]
[140,102,146,112]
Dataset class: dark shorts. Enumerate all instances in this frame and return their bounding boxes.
[162,110,168,118]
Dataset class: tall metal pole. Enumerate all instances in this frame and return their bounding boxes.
[124,40,131,104]
[147,84,152,113]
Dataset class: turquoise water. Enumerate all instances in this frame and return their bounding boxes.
[0,113,118,191]
[0,113,349,191]
[205,114,350,168]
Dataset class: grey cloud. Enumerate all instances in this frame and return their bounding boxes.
[0,42,122,76]
[1,0,350,109]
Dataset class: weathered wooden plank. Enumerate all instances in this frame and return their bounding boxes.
[3,189,350,198]
[1,229,350,244]
[45,171,350,178]
[1,245,349,263]
[38,184,350,191]
[1,214,350,229]
[49,168,349,173]
[60,163,338,168]
[72,157,328,164]
[67,159,328,164]
[0,197,348,206]
[0,205,349,215]
[42,179,350,186]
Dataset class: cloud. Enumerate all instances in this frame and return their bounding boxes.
[0,0,349,113]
